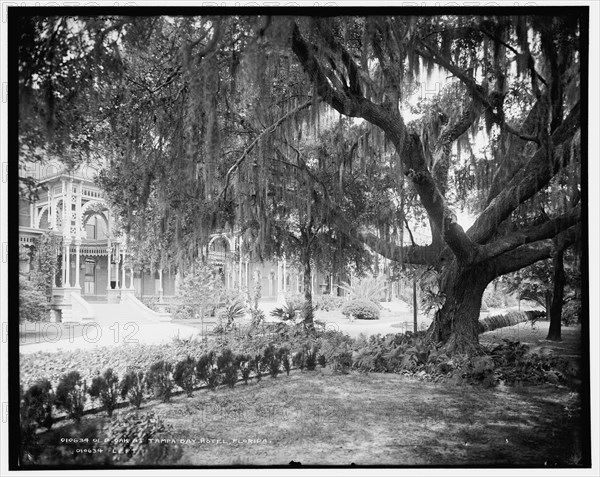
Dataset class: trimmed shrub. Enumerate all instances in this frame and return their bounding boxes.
[313,294,345,311]
[146,361,174,402]
[341,299,380,320]
[120,369,146,409]
[317,354,327,368]
[23,378,54,429]
[173,357,197,397]
[237,354,253,384]
[284,292,306,312]
[252,354,263,382]
[217,348,238,388]
[292,350,305,371]
[88,368,120,416]
[279,347,291,376]
[196,352,220,389]
[55,371,87,422]
[304,345,319,371]
[262,344,282,378]
[330,350,353,374]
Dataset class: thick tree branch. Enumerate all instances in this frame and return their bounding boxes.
[475,204,581,262]
[468,101,580,245]
[488,225,580,277]
[417,42,540,145]
[291,22,478,264]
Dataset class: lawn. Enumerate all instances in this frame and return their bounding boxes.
[20,316,586,467]
[32,370,583,466]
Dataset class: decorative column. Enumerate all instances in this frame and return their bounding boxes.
[129,266,135,290]
[49,186,56,230]
[106,242,112,289]
[158,268,164,303]
[74,240,81,289]
[121,259,126,290]
[65,241,71,287]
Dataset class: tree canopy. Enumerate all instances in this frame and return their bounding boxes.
[16,10,584,352]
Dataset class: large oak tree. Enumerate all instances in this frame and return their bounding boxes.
[17,11,584,353]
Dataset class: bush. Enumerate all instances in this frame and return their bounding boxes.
[23,379,54,430]
[146,361,174,402]
[341,299,380,320]
[120,369,146,409]
[339,276,387,304]
[19,275,49,322]
[292,350,305,371]
[196,352,220,389]
[313,294,344,311]
[252,354,263,382]
[88,368,120,416]
[284,292,306,312]
[304,345,319,371]
[330,350,353,374]
[173,357,197,397]
[262,344,282,378]
[562,300,581,326]
[20,386,42,464]
[174,260,228,319]
[279,347,291,376]
[55,371,87,422]
[237,354,253,384]
[317,354,327,368]
[270,302,300,321]
[217,349,238,388]
[217,298,247,326]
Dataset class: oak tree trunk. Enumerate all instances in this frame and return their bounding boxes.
[547,247,565,341]
[428,263,491,354]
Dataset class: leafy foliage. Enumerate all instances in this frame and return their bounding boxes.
[88,368,120,416]
[341,299,380,320]
[104,411,169,462]
[175,260,227,320]
[173,357,196,397]
[561,300,581,326]
[22,378,54,429]
[19,275,49,322]
[270,302,301,321]
[217,348,238,388]
[195,352,220,390]
[146,361,173,402]
[217,297,247,326]
[262,344,282,378]
[339,276,387,304]
[55,371,87,422]
[313,294,345,311]
[120,369,146,409]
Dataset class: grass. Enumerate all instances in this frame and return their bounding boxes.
[31,368,584,467]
